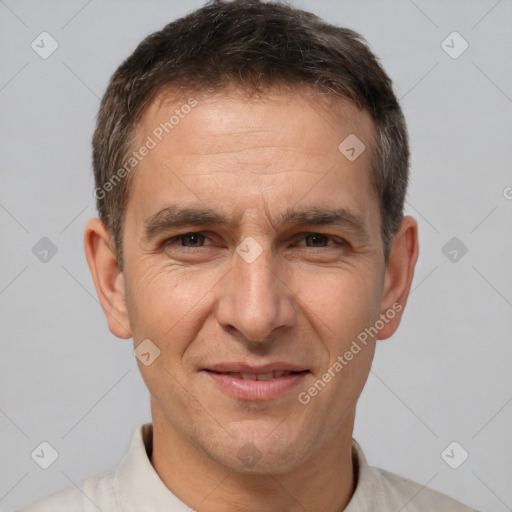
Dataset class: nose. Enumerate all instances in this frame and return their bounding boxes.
[214,242,297,343]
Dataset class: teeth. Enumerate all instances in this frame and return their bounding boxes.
[228,370,293,380]
[255,372,274,381]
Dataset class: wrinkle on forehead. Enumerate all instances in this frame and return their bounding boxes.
[130,85,377,224]
[138,84,374,150]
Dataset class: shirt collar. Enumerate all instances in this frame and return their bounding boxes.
[115,423,191,511]
[344,439,377,511]
[115,423,375,511]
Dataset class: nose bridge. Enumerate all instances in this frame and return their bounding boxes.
[216,241,295,342]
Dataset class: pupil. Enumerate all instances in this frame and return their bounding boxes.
[185,234,202,246]
[308,234,326,247]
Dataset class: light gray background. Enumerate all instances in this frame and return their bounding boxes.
[1,0,511,510]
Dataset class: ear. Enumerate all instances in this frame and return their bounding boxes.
[84,218,132,339]
[377,215,419,340]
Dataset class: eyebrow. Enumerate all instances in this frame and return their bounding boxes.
[143,204,370,242]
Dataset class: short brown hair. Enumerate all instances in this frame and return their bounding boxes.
[92,0,409,270]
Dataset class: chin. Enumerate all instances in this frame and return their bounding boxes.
[204,428,309,476]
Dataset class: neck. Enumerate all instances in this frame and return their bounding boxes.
[149,404,357,512]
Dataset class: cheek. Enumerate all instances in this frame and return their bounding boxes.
[125,265,211,396]
[294,266,381,344]
[125,261,223,352]
[300,271,379,417]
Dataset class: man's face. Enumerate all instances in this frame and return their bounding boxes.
[119,88,393,473]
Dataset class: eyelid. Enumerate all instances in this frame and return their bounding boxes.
[165,232,213,246]
[163,231,347,248]
[294,232,348,247]
[295,232,343,241]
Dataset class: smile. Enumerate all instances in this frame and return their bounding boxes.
[203,369,310,400]
[222,370,295,380]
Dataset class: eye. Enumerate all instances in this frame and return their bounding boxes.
[164,232,209,248]
[303,233,330,247]
[297,233,347,248]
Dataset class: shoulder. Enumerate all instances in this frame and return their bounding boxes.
[349,440,479,511]
[17,423,155,512]
[370,465,479,511]
[16,467,117,512]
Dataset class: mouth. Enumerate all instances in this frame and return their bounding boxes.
[202,368,310,400]
[207,369,307,380]
[207,370,307,380]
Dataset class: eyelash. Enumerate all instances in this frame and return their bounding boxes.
[162,232,347,250]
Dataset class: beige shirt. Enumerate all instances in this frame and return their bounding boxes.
[18,423,478,512]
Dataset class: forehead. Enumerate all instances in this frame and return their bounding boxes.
[127,86,379,232]
[138,86,374,158]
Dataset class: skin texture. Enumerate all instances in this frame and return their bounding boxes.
[84,87,419,512]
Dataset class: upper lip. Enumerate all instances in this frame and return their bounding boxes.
[204,362,309,374]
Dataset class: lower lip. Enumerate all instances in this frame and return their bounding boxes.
[203,370,309,401]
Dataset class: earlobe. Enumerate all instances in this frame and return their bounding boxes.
[84,218,132,339]
[377,216,419,340]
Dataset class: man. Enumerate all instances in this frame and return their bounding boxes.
[19,0,478,510]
